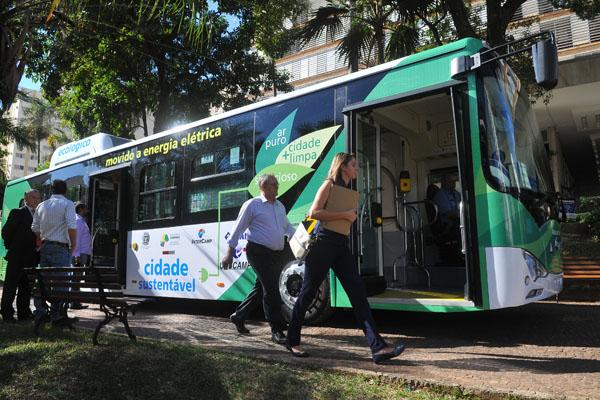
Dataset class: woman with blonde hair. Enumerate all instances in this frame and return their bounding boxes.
[286,152,405,363]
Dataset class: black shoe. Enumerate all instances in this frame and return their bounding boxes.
[229,313,249,334]
[271,330,287,345]
[285,344,309,357]
[70,303,88,310]
[372,344,405,364]
[2,315,17,323]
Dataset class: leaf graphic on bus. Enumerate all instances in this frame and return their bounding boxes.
[247,164,314,198]
[275,125,340,168]
[255,109,297,172]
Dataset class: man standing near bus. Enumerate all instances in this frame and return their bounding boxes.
[70,202,91,310]
[222,174,295,345]
[0,189,41,322]
[31,180,78,325]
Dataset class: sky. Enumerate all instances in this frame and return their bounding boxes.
[19,74,41,91]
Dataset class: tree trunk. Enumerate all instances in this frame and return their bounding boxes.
[487,0,527,46]
[0,14,29,115]
[37,132,41,165]
[152,59,171,134]
[445,0,478,40]
[271,59,277,97]
[375,25,385,64]
[349,0,359,72]
[486,0,508,46]
[142,107,148,137]
[419,12,444,46]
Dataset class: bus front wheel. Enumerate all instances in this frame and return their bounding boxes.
[279,259,334,325]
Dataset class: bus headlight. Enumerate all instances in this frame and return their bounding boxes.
[522,250,548,282]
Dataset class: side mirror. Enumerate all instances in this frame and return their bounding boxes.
[532,39,558,90]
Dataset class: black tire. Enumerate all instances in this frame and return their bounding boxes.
[279,259,334,325]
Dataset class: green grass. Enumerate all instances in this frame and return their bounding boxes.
[0,323,493,400]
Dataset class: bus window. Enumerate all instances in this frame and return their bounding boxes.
[138,162,176,221]
[189,181,247,213]
[188,146,248,214]
[191,146,245,179]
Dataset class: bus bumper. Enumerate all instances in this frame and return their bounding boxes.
[485,247,563,310]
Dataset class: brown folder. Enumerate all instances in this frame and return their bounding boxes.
[322,185,360,235]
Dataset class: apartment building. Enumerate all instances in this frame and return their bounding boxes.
[2,90,66,180]
[277,0,600,195]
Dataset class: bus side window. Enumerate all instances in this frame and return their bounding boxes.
[189,146,248,214]
[138,161,177,221]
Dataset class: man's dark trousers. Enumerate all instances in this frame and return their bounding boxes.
[244,241,287,333]
[1,206,38,320]
[233,279,263,321]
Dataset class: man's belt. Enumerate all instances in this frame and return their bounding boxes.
[247,241,282,252]
[42,240,69,248]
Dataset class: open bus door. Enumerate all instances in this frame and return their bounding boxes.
[345,84,481,307]
[89,165,130,280]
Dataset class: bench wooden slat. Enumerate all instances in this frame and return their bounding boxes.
[25,267,118,274]
[28,274,120,282]
[32,282,122,290]
[33,290,124,299]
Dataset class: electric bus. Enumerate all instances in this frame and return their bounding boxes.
[0,34,563,322]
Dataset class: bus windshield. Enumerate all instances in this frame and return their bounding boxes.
[480,61,553,196]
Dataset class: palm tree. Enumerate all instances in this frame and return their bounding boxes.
[21,96,66,164]
[295,0,421,72]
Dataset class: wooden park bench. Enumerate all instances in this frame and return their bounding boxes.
[25,266,148,345]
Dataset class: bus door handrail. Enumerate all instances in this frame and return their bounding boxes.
[397,200,432,288]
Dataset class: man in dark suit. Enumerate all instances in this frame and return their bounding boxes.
[1,189,41,322]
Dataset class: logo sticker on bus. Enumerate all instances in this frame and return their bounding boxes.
[191,228,213,245]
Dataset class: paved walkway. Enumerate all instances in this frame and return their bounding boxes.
[2,283,599,399]
[59,298,600,400]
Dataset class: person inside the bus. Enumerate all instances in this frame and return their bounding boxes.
[222,174,295,345]
[432,174,463,264]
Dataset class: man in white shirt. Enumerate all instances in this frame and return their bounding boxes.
[222,174,295,345]
[31,180,78,325]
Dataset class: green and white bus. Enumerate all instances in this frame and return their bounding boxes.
[0,34,563,321]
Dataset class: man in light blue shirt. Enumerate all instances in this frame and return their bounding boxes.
[432,174,463,264]
[73,203,92,266]
[70,202,92,310]
[222,174,295,344]
[31,180,78,325]
[433,174,461,227]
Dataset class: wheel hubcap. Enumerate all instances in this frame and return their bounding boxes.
[279,261,305,309]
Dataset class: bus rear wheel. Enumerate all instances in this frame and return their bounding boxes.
[279,259,334,325]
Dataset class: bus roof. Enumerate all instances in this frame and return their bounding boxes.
[7,37,483,186]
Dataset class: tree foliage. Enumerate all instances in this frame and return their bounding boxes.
[0,1,209,117]
[551,0,600,19]
[25,1,300,138]
[2,1,303,139]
